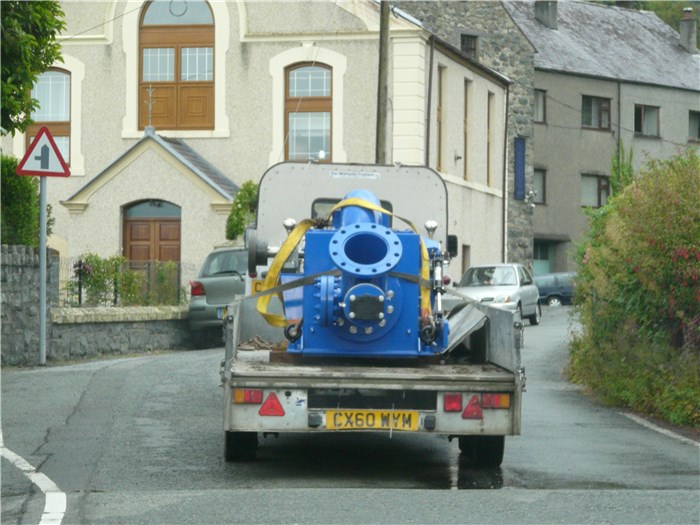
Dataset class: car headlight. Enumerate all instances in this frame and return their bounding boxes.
[494,295,512,304]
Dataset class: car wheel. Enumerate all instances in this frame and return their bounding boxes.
[225,431,258,462]
[528,304,541,326]
[547,296,563,307]
[458,435,505,468]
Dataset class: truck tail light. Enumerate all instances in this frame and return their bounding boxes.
[482,393,511,409]
[233,388,263,404]
[190,280,205,296]
[443,392,463,412]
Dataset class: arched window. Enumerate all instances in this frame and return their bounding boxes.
[139,0,214,130]
[28,69,71,164]
[285,63,332,162]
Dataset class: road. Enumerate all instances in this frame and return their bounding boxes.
[2,307,698,524]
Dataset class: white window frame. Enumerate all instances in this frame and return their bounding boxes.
[269,44,347,165]
[122,0,230,138]
[13,54,85,176]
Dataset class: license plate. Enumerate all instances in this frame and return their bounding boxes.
[217,306,227,319]
[325,410,419,431]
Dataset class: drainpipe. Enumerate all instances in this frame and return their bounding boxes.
[617,80,622,175]
[425,36,435,166]
[502,85,510,263]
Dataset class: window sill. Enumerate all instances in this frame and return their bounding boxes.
[122,129,230,139]
[581,126,612,132]
[633,133,661,140]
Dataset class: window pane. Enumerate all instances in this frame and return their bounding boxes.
[181,47,213,81]
[581,97,592,127]
[125,200,181,218]
[288,112,330,161]
[643,107,658,135]
[534,90,545,122]
[31,71,70,121]
[289,67,330,97]
[534,169,545,204]
[142,0,213,25]
[29,135,69,163]
[690,111,700,139]
[143,48,174,81]
[581,175,599,207]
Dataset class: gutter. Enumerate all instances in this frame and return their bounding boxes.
[502,84,510,263]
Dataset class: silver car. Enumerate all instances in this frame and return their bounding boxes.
[188,246,247,348]
[449,263,541,325]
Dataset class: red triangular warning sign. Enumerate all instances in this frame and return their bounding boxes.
[258,392,285,417]
[16,126,70,177]
[462,395,483,420]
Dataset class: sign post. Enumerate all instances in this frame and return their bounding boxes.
[16,126,70,365]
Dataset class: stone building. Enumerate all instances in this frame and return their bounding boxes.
[396,0,538,271]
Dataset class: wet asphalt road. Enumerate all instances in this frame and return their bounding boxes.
[2,306,698,524]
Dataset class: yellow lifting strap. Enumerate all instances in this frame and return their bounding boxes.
[256,198,433,327]
[256,218,314,327]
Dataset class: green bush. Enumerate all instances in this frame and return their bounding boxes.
[1,154,40,246]
[66,253,184,306]
[570,149,700,426]
[226,180,258,240]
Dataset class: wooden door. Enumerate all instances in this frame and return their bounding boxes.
[123,218,181,263]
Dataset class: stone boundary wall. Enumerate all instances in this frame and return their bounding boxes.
[2,245,191,367]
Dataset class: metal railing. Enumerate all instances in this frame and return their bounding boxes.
[57,257,196,307]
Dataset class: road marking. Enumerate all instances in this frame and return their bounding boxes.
[0,434,66,525]
[621,412,699,448]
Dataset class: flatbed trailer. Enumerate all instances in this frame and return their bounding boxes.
[219,163,525,467]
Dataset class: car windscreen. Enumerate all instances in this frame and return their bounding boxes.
[200,250,247,277]
[459,266,517,287]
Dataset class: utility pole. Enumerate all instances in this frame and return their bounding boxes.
[375,0,389,164]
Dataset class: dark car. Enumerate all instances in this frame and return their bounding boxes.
[188,245,247,348]
[534,272,576,307]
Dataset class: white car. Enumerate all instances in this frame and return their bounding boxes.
[448,263,541,325]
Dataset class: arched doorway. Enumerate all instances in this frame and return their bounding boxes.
[123,200,181,262]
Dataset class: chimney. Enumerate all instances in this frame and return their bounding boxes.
[680,7,698,53]
[535,1,558,30]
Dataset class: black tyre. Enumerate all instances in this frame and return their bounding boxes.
[224,431,258,462]
[528,304,541,326]
[458,435,505,468]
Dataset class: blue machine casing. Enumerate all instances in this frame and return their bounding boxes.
[282,190,448,358]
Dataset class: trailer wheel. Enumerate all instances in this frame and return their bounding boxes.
[458,435,505,468]
[225,431,258,462]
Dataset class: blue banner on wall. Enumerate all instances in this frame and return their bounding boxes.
[514,137,526,201]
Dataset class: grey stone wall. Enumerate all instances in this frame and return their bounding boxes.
[47,306,190,364]
[395,1,537,266]
[2,245,191,367]
[2,245,43,364]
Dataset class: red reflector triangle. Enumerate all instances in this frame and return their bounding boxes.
[462,395,483,420]
[259,392,285,417]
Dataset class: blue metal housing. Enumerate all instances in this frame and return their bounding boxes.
[283,190,448,358]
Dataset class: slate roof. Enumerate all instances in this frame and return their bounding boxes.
[503,0,700,91]
[155,132,239,199]
[66,127,238,201]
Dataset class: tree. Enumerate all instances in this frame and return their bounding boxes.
[226,181,258,240]
[1,1,66,136]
